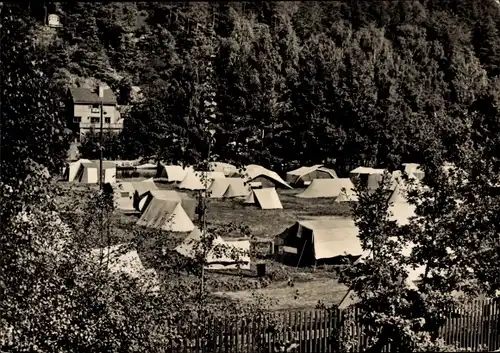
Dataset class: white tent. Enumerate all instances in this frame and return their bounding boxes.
[178,171,206,191]
[350,167,385,175]
[162,165,194,183]
[137,199,194,232]
[90,244,160,292]
[114,182,136,211]
[137,189,196,219]
[175,228,251,270]
[244,164,293,189]
[286,165,338,185]
[223,178,250,198]
[275,217,361,266]
[66,159,92,181]
[208,162,239,177]
[296,178,355,198]
[246,188,283,209]
[75,162,98,184]
[402,163,425,181]
[366,172,398,192]
[208,178,230,198]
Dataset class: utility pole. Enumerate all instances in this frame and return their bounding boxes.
[99,88,104,189]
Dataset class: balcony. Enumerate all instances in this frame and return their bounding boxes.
[79,122,124,130]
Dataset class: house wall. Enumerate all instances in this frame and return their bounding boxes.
[72,103,123,140]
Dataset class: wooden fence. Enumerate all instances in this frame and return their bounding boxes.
[171,298,500,353]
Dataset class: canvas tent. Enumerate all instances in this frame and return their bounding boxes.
[178,171,206,191]
[138,189,196,219]
[402,163,425,181]
[245,188,283,209]
[132,179,158,210]
[137,198,195,232]
[366,172,398,193]
[286,165,338,186]
[208,162,239,177]
[295,178,355,198]
[274,217,362,266]
[114,182,136,211]
[223,178,250,198]
[65,159,92,181]
[387,181,419,226]
[244,164,292,189]
[74,161,116,184]
[161,165,194,183]
[208,178,249,198]
[90,244,160,292]
[74,162,98,183]
[175,228,251,270]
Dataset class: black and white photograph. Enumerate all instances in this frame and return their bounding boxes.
[1,1,500,352]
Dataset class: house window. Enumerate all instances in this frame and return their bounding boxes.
[120,192,129,198]
[73,116,81,123]
[92,104,99,108]
[105,117,111,124]
[91,117,99,123]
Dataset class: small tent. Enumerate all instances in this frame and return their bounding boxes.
[387,181,420,226]
[90,244,160,292]
[223,178,250,198]
[274,218,361,266]
[138,189,196,219]
[137,199,195,232]
[178,171,206,191]
[245,188,283,209]
[75,162,99,184]
[65,159,92,181]
[132,180,158,210]
[366,172,398,193]
[402,163,425,181]
[244,191,255,204]
[161,165,193,183]
[114,182,136,211]
[208,178,231,198]
[286,165,338,186]
[208,162,239,177]
[90,161,117,184]
[295,178,355,198]
[350,167,385,186]
[244,164,292,189]
[175,228,251,270]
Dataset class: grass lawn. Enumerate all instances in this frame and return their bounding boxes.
[58,180,354,311]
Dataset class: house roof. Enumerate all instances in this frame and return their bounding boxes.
[69,87,118,105]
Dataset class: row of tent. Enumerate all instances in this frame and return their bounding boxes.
[112,179,285,233]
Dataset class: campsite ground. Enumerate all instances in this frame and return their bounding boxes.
[58,180,353,311]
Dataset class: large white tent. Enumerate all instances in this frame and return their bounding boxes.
[137,199,194,232]
[178,171,206,191]
[245,188,283,209]
[295,178,355,198]
[244,164,292,189]
[175,228,251,270]
[137,189,196,219]
[65,158,92,181]
[222,178,250,198]
[286,165,338,186]
[161,165,194,183]
[274,217,362,266]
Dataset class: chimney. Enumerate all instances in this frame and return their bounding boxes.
[98,85,104,98]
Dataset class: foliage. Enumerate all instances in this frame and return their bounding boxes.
[339,160,500,351]
[21,0,499,174]
[1,4,71,184]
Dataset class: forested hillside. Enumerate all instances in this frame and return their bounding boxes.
[26,1,500,174]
